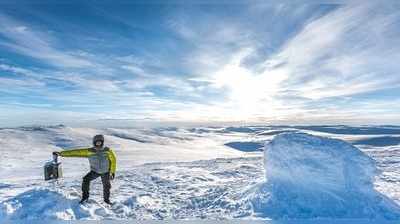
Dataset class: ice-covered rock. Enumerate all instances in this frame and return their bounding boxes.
[251,133,400,219]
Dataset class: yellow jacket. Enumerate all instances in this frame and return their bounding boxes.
[60,147,116,174]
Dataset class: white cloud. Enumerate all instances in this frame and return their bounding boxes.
[121,65,147,77]
[14,26,27,33]
[272,3,400,99]
[0,63,36,76]
[167,3,400,123]
[0,13,93,68]
[0,77,44,88]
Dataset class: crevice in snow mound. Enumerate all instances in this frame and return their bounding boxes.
[250,133,400,219]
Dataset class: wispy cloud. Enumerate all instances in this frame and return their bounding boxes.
[164,2,400,123]
[272,3,400,99]
[0,13,93,68]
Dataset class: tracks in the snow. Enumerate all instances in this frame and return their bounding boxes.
[1,157,264,220]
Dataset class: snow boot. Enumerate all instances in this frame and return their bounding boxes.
[79,197,89,204]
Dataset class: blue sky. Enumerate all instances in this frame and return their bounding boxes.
[0,1,399,127]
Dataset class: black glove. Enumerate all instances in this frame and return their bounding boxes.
[52,151,60,156]
[110,173,115,180]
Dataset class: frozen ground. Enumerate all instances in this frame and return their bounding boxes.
[0,125,400,220]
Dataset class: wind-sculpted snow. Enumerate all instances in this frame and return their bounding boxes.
[1,125,400,220]
[250,133,400,219]
[0,189,88,220]
[0,157,264,220]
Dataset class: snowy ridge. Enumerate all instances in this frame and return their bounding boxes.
[0,125,246,180]
[250,133,400,219]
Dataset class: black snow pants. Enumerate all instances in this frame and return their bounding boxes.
[82,171,111,201]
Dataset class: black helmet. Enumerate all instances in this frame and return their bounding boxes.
[93,134,104,147]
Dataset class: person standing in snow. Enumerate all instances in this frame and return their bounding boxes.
[53,134,116,204]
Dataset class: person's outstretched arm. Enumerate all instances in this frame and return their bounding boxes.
[58,148,93,158]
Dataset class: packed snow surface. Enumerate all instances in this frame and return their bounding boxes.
[251,133,400,219]
[1,125,400,220]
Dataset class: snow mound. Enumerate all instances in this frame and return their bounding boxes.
[0,188,90,220]
[251,133,400,219]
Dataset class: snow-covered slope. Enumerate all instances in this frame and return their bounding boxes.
[0,157,263,220]
[1,125,400,220]
[0,125,247,181]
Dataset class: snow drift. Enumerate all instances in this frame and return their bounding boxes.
[250,133,400,219]
[2,126,400,220]
[0,189,84,220]
[0,157,261,220]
